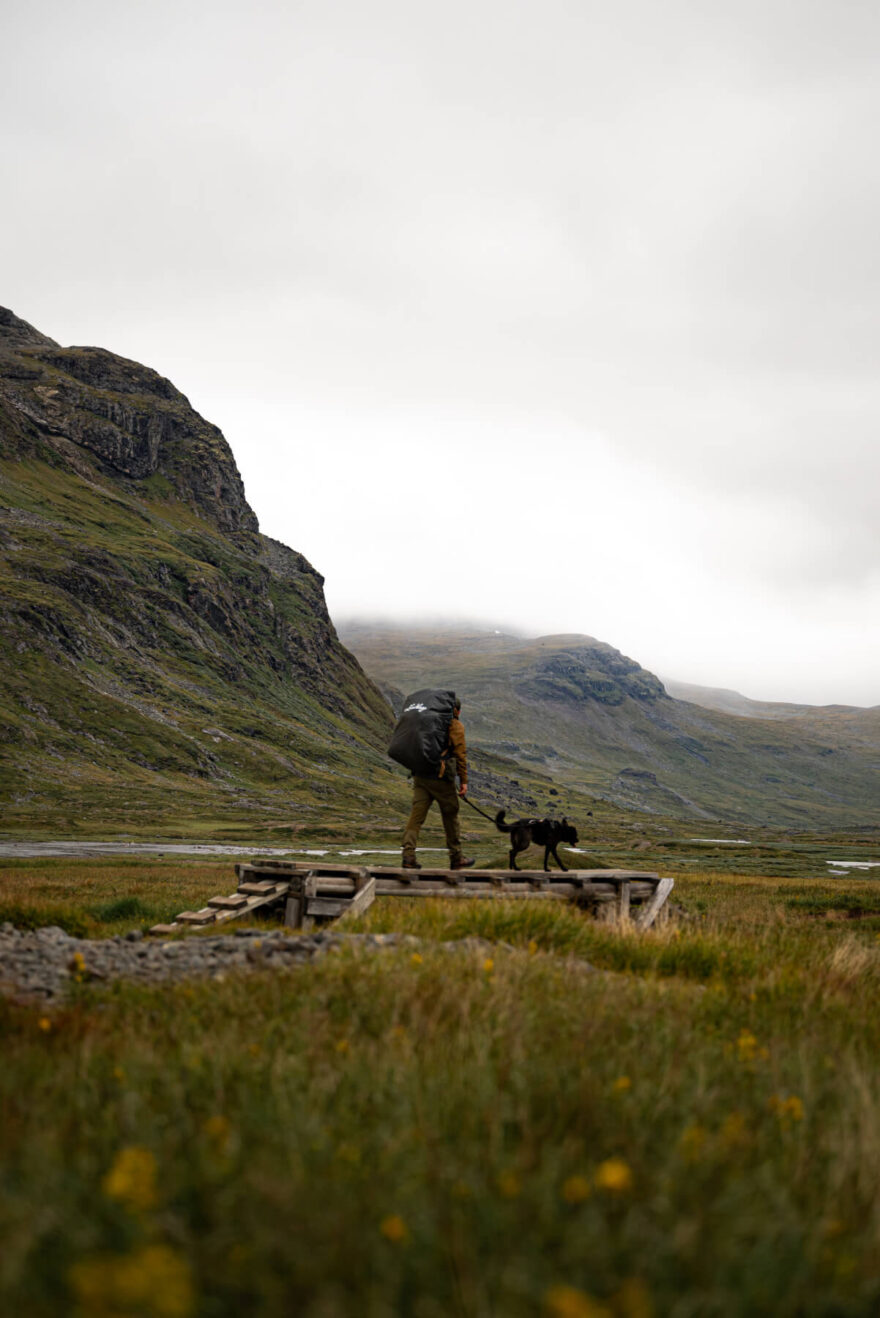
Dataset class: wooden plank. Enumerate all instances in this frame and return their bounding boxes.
[306,896,351,917]
[340,875,376,922]
[566,869,659,882]
[635,876,675,930]
[284,893,304,929]
[369,887,571,902]
[618,880,631,923]
[211,905,254,925]
[149,923,180,935]
[301,876,318,934]
[371,878,654,899]
[235,860,314,879]
[307,864,369,876]
[208,893,249,909]
[176,908,217,926]
[237,860,660,884]
[210,886,292,925]
[247,886,289,903]
[369,867,554,881]
[237,880,282,896]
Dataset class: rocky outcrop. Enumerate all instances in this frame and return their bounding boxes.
[517,644,667,706]
[0,307,257,538]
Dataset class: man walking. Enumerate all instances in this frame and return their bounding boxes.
[401,698,475,871]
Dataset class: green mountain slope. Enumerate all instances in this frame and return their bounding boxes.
[339,623,880,829]
[0,308,407,839]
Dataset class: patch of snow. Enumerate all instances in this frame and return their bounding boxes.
[825,860,880,870]
[339,849,405,857]
[688,838,751,845]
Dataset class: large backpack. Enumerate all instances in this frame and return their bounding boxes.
[388,689,458,778]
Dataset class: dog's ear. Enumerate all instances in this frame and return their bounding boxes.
[561,816,567,825]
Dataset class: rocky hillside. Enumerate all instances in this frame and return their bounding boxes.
[0,308,406,839]
[340,623,880,829]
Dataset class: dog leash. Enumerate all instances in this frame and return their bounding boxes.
[460,795,502,823]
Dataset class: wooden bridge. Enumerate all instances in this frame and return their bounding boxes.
[149,861,674,936]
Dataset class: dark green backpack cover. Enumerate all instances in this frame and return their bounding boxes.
[388,689,457,778]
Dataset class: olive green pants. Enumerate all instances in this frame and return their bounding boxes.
[402,774,461,866]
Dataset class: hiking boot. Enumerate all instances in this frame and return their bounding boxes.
[402,856,422,870]
[450,857,476,871]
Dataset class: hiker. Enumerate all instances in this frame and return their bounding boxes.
[401,698,475,871]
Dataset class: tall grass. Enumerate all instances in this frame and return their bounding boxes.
[3,863,880,1313]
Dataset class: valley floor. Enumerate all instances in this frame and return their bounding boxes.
[3,858,880,1315]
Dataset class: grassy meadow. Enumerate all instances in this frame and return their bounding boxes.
[3,856,880,1315]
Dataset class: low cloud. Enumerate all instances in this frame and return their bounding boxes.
[3,0,878,704]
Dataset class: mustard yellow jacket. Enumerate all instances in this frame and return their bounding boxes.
[440,717,467,786]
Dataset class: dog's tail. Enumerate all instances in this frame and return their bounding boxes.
[494,810,512,833]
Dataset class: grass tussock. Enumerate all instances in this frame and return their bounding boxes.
[3,861,880,1313]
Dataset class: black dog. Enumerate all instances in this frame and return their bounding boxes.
[495,810,579,872]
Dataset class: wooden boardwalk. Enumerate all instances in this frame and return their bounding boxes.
[150,860,674,936]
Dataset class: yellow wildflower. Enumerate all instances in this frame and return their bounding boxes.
[678,1123,708,1163]
[613,1278,654,1318]
[112,1066,126,1082]
[380,1214,408,1243]
[786,1095,804,1122]
[203,1115,231,1153]
[612,1075,632,1093]
[101,1146,158,1213]
[335,1037,350,1054]
[410,952,423,967]
[769,1094,804,1124]
[561,1174,591,1204]
[483,957,495,974]
[544,1284,612,1318]
[37,1017,52,1033]
[736,1029,758,1062]
[497,1170,521,1198]
[528,939,539,956]
[69,1243,193,1318]
[69,950,86,981]
[594,1158,633,1193]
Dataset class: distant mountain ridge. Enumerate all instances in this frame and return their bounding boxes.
[664,678,874,720]
[340,622,880,829]
[0,308,403,836]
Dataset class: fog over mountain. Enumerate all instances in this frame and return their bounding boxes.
[4,0,878,705]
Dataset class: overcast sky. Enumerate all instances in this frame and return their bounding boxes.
[4,0,879,705]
